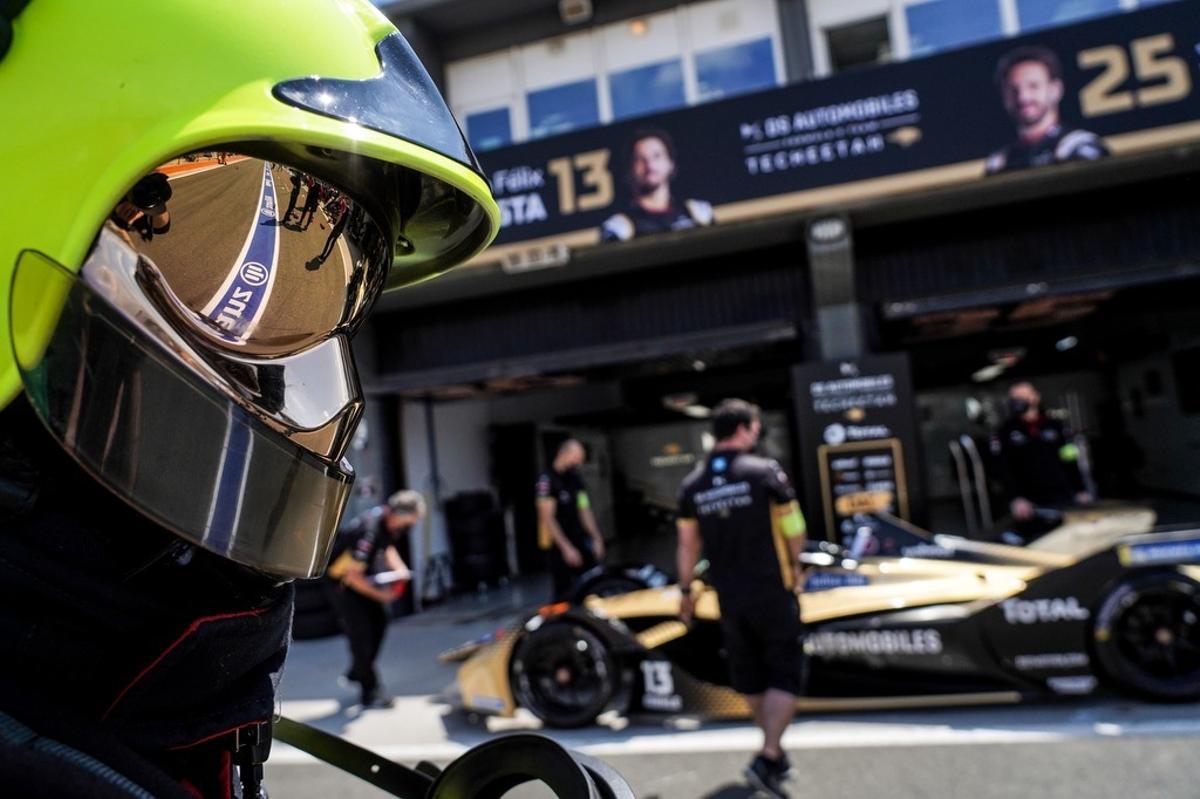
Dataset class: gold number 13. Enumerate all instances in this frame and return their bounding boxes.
[547,149,614,215]
[1078,33,1192,117]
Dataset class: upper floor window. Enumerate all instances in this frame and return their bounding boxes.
[527,80,601,139]
[825,16,892,74]
[695,37,779,101]
[445,0,783,147]
[905,0,1003,57]
[809,0,1164,76]
[465,108,512,152]
[609,59,687,121]
[1015,0,1121,32]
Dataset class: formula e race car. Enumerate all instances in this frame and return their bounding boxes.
[451,511,1200,727]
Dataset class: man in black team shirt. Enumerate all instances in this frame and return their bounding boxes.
[677,400,808,799]
[985,45,1109,175]
[323,490,423,708]
[991,381,1092,538]
[600,129,714,242]
[537,439,606,600]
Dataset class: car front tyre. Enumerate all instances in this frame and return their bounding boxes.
[1092,571,1200,701]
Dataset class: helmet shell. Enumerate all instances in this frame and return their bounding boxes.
[0,0,499,408]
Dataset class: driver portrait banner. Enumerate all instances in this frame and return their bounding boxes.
[475,2,1200,263]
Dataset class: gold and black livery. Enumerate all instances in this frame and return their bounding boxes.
[454,508,1200,727]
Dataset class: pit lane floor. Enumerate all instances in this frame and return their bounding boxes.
[272,581,1200,797]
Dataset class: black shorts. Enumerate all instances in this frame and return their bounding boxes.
[719,593,805,696]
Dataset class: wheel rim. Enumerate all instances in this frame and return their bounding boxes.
[518,627,611,719]
[1115,587,1200,682]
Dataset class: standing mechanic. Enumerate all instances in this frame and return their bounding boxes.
[677,399,808,799]
[536,439,606,601]
[324,491,424,708]
[992,381,1093,526]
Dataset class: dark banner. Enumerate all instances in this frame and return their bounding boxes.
[791,354,922,545]
[479,2,1200,258]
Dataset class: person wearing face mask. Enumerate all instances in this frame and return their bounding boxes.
[991,381,1093,527]
[535,439,606,601]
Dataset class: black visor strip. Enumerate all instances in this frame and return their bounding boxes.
[273,32,482,176]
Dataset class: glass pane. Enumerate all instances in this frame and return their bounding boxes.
[466,107,513,152]
[527,80,600,139]
[1017,0,1121,32]
[695,37,777,102]
[906,0,1003,57]
[826,16,892,74]
[610,59,686,121]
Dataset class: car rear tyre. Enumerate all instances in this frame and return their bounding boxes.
[511,621,616,728]
[1092,572,1200,701]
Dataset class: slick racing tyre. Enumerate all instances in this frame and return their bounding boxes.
[1092,572,1200,701]
[511,621,617,728]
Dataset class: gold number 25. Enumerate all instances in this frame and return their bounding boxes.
[1078,33,1192,117]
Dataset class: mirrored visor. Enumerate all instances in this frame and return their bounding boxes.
[114,154,391,356]
[10,247,353,579]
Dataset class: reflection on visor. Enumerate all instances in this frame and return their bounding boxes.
[11,249,352,579]
[115,155,389,356]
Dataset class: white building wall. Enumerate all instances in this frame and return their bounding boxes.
[400,397,493,600]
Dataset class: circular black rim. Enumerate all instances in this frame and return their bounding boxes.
[516,626,611,720]
[1114,586,1200,682]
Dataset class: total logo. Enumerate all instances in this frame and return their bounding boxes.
[1001,597,1090,625]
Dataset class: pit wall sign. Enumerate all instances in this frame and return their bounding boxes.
[792,353,923,543]
[475,2,1200,265]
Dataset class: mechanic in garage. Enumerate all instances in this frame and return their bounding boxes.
[677,399,809,799]
[991,381,1092,535]
[536,438,607,600]
[324,491,423,709]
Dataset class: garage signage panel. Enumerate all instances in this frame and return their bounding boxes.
[477,2,1200,260]
[793,354,922,542]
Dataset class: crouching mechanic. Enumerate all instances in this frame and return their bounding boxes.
[677,399,807,799]
[324,491,424,709]
[0,1,498,795]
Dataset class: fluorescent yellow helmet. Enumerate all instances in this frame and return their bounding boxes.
[0,0,499,577]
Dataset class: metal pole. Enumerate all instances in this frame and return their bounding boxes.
[418,396,444,611]
[961,435,994,530]
[949,439,978,537]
